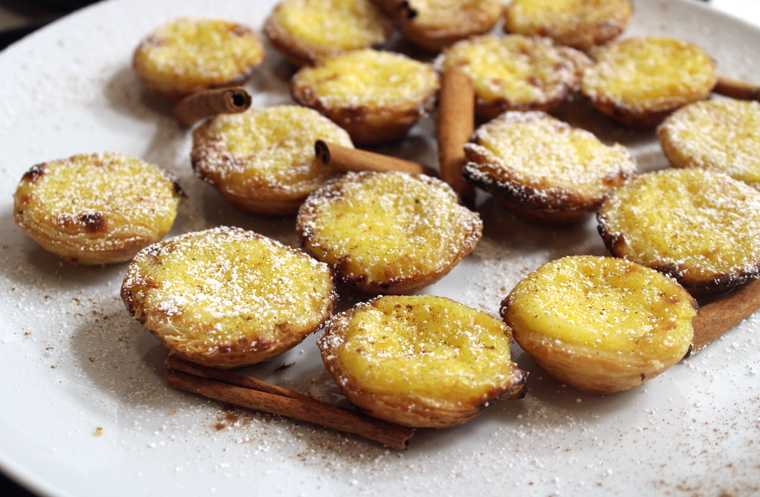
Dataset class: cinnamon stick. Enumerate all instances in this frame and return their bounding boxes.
[173,87,252,127]
[437,68,476,206]
[398,0,417,19]
[713,76,760,102]
[372,0,417,19]
[691,278,760,353]
[166,358,414,450]
[316,140,433,176]
[167,357,313,402]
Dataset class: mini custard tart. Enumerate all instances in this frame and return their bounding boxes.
[13,152,184,265]
[501,255,697,395]
[439,34,590,121]
[504,0,632,51]
[463,111,636,225]
[581,36,717,129]
[191,105,354,215]
[657,99,760,191]
[386,0,503,52]
[133,18,266,100]
[296,171,482,294]
[121,227,336,368]
[597,168,760,295]
[319,295,527,428]
[264,0,393,67]
[291,49,439,145]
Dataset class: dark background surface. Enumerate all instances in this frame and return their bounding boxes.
[0,0,97,48]
[2,476,36,497]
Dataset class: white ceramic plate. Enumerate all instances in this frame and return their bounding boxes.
[1,1,759,496]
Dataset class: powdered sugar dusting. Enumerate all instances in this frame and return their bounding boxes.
[581,36,716,114]
[13,151,183,263]
[297,171,482,290]
[15,151,181,231]
[317,295,522,426]
[599,168,760,288]
[504,0,631,50]
[1,0,760,496]
[191,105,353,202]
[133,18,265,97]
[292,49,439,109]
[266,0,391,54]
[463,111,636,211]
[122,226,334,357]
[658,98,760,190]
[440,34,588,110]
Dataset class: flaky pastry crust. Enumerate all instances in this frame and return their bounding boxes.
[13,152,183,265]
[121,227,336,368]
[264,0,393,66]
[297,171,482,294]
[319,295,526,427]
[581,37,716,128]
[657,99,760,191]
[504,0,632,51]
[598,169,760,294]
[391,0,503,52]
[191,105,353,215]
[463,111,636,225]
[440,34,589,120]
[502,256,696,395]
[133,18,265,100]
[291,49,439,145]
